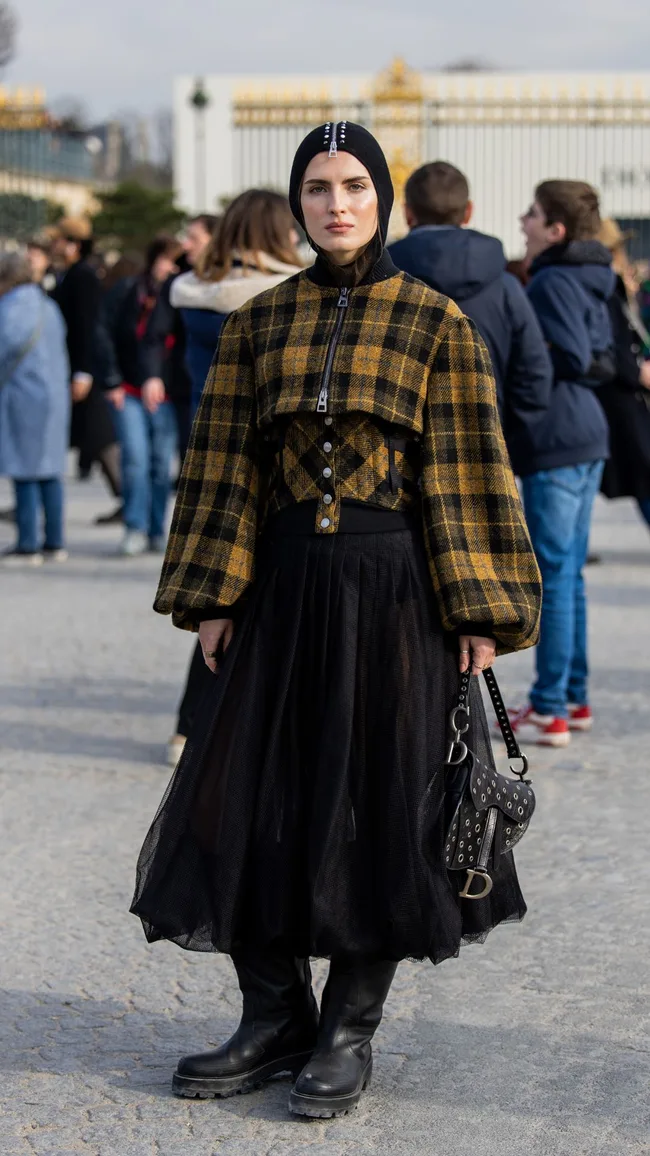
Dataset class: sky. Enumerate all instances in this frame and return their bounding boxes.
[10,0,650,121]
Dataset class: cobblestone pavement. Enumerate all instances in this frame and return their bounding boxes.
[1,474,649,1156]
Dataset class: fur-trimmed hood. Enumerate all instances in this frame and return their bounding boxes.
[170,254,302,315]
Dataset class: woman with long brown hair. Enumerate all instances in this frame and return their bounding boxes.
[167,189,302,766]
[132,124,540,1119]
[170,189,302,417]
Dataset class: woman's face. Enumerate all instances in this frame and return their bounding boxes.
[27,246,49,283]
[301,152,378,265]
[151,253,179,285]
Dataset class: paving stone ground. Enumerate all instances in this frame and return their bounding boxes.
[1,472,649,1156]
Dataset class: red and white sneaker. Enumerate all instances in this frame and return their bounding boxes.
[568,704,593,732]
[500,705,571,748]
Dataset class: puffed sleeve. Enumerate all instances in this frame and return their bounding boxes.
[421,310,541,654]
[154,312,259,630]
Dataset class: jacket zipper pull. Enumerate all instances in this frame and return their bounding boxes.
[316,289,350,412]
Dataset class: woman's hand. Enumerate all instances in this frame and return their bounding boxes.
[107,386,126,411]
[141,377,166,414]
[198,618,235,673]
[459,634,496,676]
[71,374,93,403]
[639,361,650,390]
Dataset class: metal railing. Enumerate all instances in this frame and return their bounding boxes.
[230,63,650,253]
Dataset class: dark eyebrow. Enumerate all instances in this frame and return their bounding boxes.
[303,175,371,188]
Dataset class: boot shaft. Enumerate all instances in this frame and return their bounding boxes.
[318,957,398,1052]
[233,948,317,1030]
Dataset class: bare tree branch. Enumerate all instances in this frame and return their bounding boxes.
[153,108,173,179]
[50,95,91,134]
[0,1,17,70]
[442,58,497,73]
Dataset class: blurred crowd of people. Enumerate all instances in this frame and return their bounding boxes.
[0,160,649,757]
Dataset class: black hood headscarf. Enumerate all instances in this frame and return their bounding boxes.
[289,121,397,288]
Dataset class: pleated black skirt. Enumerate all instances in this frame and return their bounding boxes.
[131,503,526,965]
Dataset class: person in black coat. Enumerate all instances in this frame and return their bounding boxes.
[101,235,182,556]
[140,215,219,463]
[389,161,553,455]
[596,219,650,529]
[51,219,122,516]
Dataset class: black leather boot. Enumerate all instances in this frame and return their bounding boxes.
[289,956,398,1118]
[172,948,319,1099]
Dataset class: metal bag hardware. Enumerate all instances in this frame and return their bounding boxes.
[445,667,534,901]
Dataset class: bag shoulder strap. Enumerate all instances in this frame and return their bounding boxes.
[456,666,525,764]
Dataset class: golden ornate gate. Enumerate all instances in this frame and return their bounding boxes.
[232,60,650,249]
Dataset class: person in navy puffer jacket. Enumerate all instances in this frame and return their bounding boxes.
[512,180,615,748]
[389,161,552,450]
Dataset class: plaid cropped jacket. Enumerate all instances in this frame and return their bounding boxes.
[154,265,541,654]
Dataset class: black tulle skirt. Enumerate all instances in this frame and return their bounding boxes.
[131,503,526,965]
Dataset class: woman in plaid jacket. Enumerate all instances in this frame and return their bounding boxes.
[132,124,541,1119]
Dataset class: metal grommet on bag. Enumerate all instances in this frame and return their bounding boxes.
[445,667,535,903]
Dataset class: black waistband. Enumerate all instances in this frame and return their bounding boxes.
[267,500,417,536]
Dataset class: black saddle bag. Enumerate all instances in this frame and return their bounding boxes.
[444,667,535,901]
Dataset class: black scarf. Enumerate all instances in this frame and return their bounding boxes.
[289,121,397,288]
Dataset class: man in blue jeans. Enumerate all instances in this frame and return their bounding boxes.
[512,180,615,746]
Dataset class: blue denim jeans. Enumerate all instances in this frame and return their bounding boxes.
[114,395,177,537]
[14,478,65,552]
[522,461,604,718]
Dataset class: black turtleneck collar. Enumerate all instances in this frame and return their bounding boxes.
[306,248,399,289]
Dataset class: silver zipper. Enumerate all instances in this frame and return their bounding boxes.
[316,288,349,413]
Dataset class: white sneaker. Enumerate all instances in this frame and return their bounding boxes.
[119,530,148,557]
[167,734,187,767]
[43,548,68,563]
[0,549,44,567]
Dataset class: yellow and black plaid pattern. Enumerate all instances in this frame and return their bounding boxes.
[154,270,541,653]
[265,412,420,533]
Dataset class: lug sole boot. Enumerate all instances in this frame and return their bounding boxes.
[173,949,319,1099]
[289,957,398,1118]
